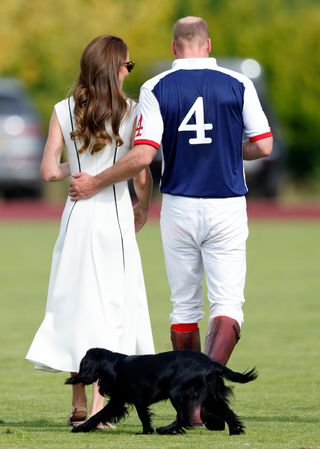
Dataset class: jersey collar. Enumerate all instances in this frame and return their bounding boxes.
[172,57,218,70]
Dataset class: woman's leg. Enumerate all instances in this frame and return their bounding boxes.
[90,381,105,416]
[67,372,87,425]
[90,381,116,429]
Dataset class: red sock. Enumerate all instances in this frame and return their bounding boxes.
[171,323,198,332]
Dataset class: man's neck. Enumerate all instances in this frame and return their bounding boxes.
[175,50,209,59]
[173,38,211,59]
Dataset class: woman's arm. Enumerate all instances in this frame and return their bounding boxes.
[40,110,70,182]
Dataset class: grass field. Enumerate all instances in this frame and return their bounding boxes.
[0,218,319,449]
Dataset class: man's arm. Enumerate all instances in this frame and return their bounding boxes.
[133,166,153,233]
[69,144,157,201]
[242,136,273,161]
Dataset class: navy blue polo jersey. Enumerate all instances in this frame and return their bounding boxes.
[134,58,272,198]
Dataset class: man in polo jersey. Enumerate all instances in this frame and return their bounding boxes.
[70,17,272,373]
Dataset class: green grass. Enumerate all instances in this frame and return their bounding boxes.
[0,219,319,449]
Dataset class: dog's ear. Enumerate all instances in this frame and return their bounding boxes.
[79,355,99,384]
[65,349,101,386]
[65,375,81,385]
[98,375,111,397]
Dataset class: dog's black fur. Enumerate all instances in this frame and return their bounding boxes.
[65,348,257,435]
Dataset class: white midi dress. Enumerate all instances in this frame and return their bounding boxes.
[26,97,155,373]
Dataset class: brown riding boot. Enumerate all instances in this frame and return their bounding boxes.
[200,316,240,431]
[170,323,202,426]
[170,325,201,351]
[204,316,241,365]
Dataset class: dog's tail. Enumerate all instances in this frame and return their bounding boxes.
[220,366,258,384]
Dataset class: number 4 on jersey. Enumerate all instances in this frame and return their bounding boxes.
[178,97,213,145]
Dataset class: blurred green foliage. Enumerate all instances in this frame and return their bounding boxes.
[0,0,319,184]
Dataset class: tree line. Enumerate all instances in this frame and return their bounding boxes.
[0,0,319,188]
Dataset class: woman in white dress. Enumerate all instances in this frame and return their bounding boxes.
[26,35,154,427]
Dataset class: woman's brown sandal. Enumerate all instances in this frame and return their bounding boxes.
[67,407,87,426]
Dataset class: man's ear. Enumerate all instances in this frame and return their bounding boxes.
[207,38,212,55]
[172,41,177,56]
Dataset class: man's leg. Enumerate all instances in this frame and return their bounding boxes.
[201,197,248,365]
[170,323,201,351]
[160,195,205,338]
[204,316,240,365]
[160,195,204,426]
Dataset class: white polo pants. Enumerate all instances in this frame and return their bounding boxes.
[160,194,249,327]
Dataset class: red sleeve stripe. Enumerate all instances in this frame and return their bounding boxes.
[249,131,273,142]
[134,139,161,150]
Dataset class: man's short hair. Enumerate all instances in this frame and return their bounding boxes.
[173,16,210,48]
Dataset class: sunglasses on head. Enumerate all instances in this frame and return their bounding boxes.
[123,61,135,73]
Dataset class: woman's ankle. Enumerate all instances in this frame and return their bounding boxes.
[89,402,104,417]
[71,382,87,410]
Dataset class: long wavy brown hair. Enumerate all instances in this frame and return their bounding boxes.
[71,35,129,153]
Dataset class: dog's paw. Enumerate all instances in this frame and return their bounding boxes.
[174,427,186,435]
[141,427,155,435]
[204,417,225,431]
[72,423,94,433]
[156,426,171,435]
[156,425,185,435]
[229,425,245,436]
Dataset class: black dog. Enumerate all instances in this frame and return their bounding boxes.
[65,348,257,435]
